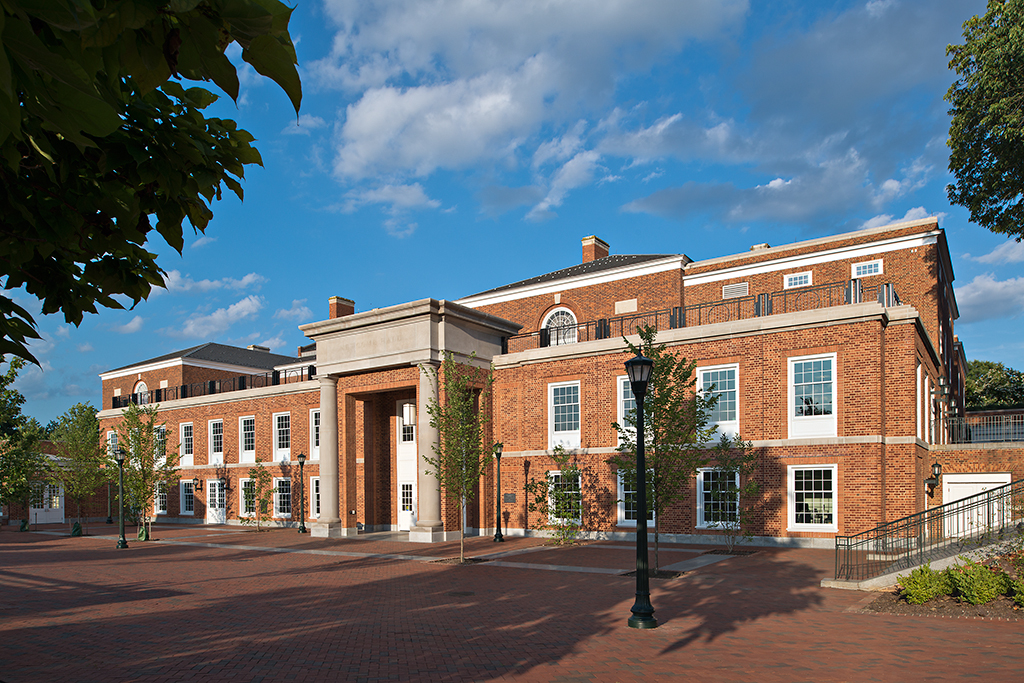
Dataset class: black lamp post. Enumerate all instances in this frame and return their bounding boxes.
[106,482,113,524]
[493,442,504,542]
[625,353,657,629]
[115,447,129,550]
[192,477,200,513]
[297,452,307,533]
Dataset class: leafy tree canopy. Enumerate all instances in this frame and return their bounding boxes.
[0,0,302,364]
[946,0,1024,240]
[965,359,1024,409]
[50,401,106,529]
[0,357,47,509]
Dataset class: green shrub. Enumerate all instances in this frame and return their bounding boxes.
[950,560,1007,605]
[897,564,952,604]
[1010,578,1024,608]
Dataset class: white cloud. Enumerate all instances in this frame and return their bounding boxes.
[177,296,264,338]
[860,206,938,230]
[77,343,93,353]
[282,115,329,136]
[340,183,441,214]
[54,325,70,338]
[528,150,601,220]
[969,240,1024,265]
[274,299,314,321]
[259,335,288,352]
[163,270,267,294]
[114,316,144,334]
[956,274,1024,324]
[191,235,217,249]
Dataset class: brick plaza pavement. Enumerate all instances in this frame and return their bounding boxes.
[2,524,1023,682]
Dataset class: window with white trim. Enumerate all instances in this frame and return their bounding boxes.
[240,478,254,517]
[852,259,882,278]
[274,478,292,517]
[240,416,256,464]
[698,364,739,440]
[543,307,578,345]
[180,480,194,515]
[134,380,149,404]
[788,465,837,531]
[401,483,413,512]
[697,469,738,529]
[179,423,193,466]
[154,426,167,465]
[107,431,118,458]
[784,271,812,289]
[788,354,837,438]
[310,409,321,459]
[616,376,636,445]
[616,470,654,527]
[548,471,581,523]
[310,476,321,518]
[208,420,224,465]
[274,413,291,461]
[548,381,581,449]
[155,481,167,515]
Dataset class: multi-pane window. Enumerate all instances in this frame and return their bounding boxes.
[209,420,224,464]
[154,426,167,464]
[241,417,256,463]
[852,259,882,277]
[311,477,320,518]
[241,479,255,516]
[181,481,194,514]
[617,376,636,432]
[793,358,832,416]
[699,365,739,439]
[401,413,415,443]
[790,466,837,530]
[275,478,292,516]
[155,482,167,514]
[544,308,578,345]
[401,483,413,512]
[107,431,118,457]
[311,409,321,458]
[274,413,291,461]
[180,424,193,466]
[785,272,812,289]
[549,381,581,449]
[617,471,654,526]
[698,469,739,528]
[548,472,581,522]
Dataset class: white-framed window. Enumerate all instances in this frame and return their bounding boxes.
[784,271,812,289]
[240,416,256,464]
[616,376,636,444]
[400,483,413,512]
[310,409,321,459]
[155,481,167,515]
[788,353,837,438]
[179,423,194,466]
[698,364,739,441]
[180,480,194,515]
[134,380,149,404]
[399,409,415,443]
[696,469,738,529]
[208,419,224,465]
[154,426,167,465]
[274,478,292,517]
[310,476,321,518]
[106,430,118,457]
[548,381,581,449]
[547,470,581,524]
[788,465,838,532]
[852,259,882,278]
[543,307,578,345]
[616,470,654,527]
[240,478,254,517]
[274,413,291,462]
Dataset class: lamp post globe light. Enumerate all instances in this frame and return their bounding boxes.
[625,353,657,629]
[297,452,307,534]
[115,447,129,550]
[493,442,504,542]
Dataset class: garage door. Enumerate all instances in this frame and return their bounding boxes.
[942,472,1012,538]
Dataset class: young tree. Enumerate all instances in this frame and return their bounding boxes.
[526,445,584,545]
[49,402,106,535]
[703,436,760,552]
[0,358,49,524]
[423,352,494,562]
[946,1,1024,240]
[108,403,179,540]
[608,325,746,571]
[0,0,302,365]
[240,459,273,531]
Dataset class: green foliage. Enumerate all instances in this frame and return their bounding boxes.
[108,402,179,539]
[0,0,302,365]
[240,458,273,531]
[965,360,1024,409]
[946,1,1024,240]
[898,563,953,605]
[423,352,494,562]
[1011,577,1024,607]
[0,358,48,512]
[950,559,1008,605]
[526,445,583,545]
[49,402,105,533]
[607,325,748,568]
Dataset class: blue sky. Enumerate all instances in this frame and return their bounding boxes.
[14,0,1024,423]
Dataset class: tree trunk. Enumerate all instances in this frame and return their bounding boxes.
[460,497,466,562]
[654,518,660,573]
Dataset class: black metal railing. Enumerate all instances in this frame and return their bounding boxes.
[504,279,902,354]
[946,414,1024,444]
[833,479,1024,582]
[112,365,316,409]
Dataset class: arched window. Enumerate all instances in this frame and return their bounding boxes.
[543,308,578,345]
[134,381,149,404]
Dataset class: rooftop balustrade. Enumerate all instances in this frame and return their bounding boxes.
[111,365,316,410]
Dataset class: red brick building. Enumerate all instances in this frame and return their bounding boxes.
[93,217,1024,547]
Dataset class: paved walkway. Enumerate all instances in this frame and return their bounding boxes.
[2,523,1022,682]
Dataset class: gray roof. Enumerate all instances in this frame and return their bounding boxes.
[465,254,682,298]
[105,342,298,374]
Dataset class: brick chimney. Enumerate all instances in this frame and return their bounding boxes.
[328,296,355,319]
[582,236,609,263]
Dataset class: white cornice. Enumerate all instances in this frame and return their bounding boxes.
[99,357,287,381]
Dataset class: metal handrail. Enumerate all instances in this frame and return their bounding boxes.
[112,365,316,409]
[833,479,1024,582]
[946,414,1024,444]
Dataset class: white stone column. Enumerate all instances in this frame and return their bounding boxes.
[410,362,443,541]
[311,375,341,536]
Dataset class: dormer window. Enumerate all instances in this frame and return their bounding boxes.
[133,381,149,404]
[543,308,578,345]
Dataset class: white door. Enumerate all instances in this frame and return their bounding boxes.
[396,401,417,531]
[206,480,226,524]
[943,472,1012,538]
[30,482,64,524]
